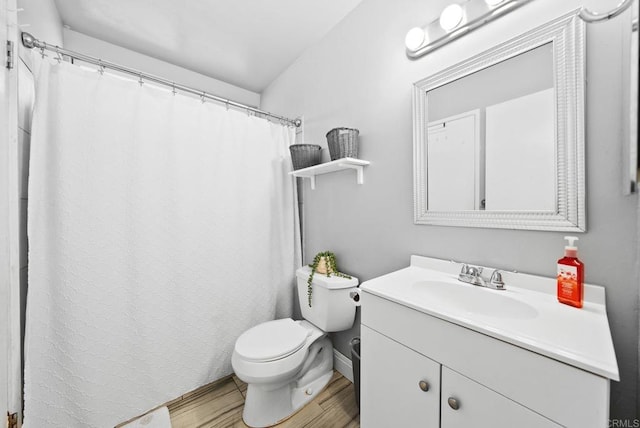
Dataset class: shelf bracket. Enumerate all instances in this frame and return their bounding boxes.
[339,163,365,185]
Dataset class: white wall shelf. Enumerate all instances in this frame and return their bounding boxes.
[289,157,370,190]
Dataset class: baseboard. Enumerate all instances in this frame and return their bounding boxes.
[333,349,353,383]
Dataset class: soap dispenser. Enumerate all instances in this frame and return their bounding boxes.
[557,236,584,308]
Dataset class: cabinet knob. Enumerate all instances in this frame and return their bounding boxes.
[447,397,460,410]
[418,380,430,392]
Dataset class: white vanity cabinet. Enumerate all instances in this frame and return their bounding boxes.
[362,324,560,428]
[360,325,440,428]
[360,256,618,428]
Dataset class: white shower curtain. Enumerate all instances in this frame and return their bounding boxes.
[24,60,300,427]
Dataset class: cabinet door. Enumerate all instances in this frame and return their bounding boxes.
[361,326,440,428]
[441,367,561,428]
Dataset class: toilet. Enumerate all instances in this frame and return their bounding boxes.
[232,265,359,427]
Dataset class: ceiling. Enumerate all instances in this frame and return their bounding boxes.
[53,0,363,93]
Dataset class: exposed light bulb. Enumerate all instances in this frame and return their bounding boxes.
[439,4,464,31]
[485,0,506,6]
[405,27,426,51]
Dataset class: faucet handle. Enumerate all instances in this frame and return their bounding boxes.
[489,270,505,289]
[467,266,482,277]
[460,264,469,275]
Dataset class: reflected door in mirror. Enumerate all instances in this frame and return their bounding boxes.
[485,88,555,211]
[427,110,481,210]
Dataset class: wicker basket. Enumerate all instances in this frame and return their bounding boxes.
[289,144,322,170]
[326,128,359,160]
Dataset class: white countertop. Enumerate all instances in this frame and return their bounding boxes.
[360,255,620,381]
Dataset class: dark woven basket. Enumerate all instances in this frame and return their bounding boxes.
[289,144,322,170]
[326,128,359,160]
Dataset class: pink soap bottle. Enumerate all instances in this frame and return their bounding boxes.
[557,236,584,308]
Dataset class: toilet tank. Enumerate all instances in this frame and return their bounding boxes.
[296,266,359,332]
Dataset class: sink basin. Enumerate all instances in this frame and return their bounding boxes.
[411,280,538,320]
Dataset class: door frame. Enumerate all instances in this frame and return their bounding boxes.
[1,0,23,424]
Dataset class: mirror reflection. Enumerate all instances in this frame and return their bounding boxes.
[426,43,555,211]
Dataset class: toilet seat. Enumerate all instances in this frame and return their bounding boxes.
[232,319,326,385]
[235,318,309,362]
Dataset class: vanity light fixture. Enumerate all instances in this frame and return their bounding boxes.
[405,27,426,51]
[405,0,531,58]
[439,4,464,31]
[406,0,637,59]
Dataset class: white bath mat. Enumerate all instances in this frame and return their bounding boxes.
[121,406,172,428]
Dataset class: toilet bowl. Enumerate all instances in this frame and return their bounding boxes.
[232,266,359,427]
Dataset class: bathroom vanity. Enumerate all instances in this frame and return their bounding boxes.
[360,256,619,428]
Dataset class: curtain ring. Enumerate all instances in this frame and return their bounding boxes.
[138,73,144,86]
[225,100,229,111]
[55,47,62,63]
[39,46,46,59]
[97,59,105,75]
[172,83,177,96]
[200,91,206,103]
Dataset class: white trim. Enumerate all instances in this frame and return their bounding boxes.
[0,0,10,417]
[2,0,22,423]
[333,349,354,383]
[626,1,639,194]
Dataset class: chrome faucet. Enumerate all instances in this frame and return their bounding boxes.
[458,264,485,286]
[458,264,506,290]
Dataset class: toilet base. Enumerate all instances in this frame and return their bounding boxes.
[242,337,334,427]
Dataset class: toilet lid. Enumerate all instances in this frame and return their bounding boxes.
[235,319,309,362]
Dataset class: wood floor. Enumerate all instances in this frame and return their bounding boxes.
[165,371,360,428]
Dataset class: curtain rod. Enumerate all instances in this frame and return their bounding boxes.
[20,32,302,128]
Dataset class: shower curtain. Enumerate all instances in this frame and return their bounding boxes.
[24,60,300,427]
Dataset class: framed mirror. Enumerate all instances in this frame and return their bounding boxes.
[413,11,585,231]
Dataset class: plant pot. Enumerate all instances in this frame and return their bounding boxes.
[315,256,334,275]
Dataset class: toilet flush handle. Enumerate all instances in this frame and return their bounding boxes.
[349,289,361,307]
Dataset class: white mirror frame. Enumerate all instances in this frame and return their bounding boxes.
[413,10,586,231]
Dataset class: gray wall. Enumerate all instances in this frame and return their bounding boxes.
[261,0,639,420]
